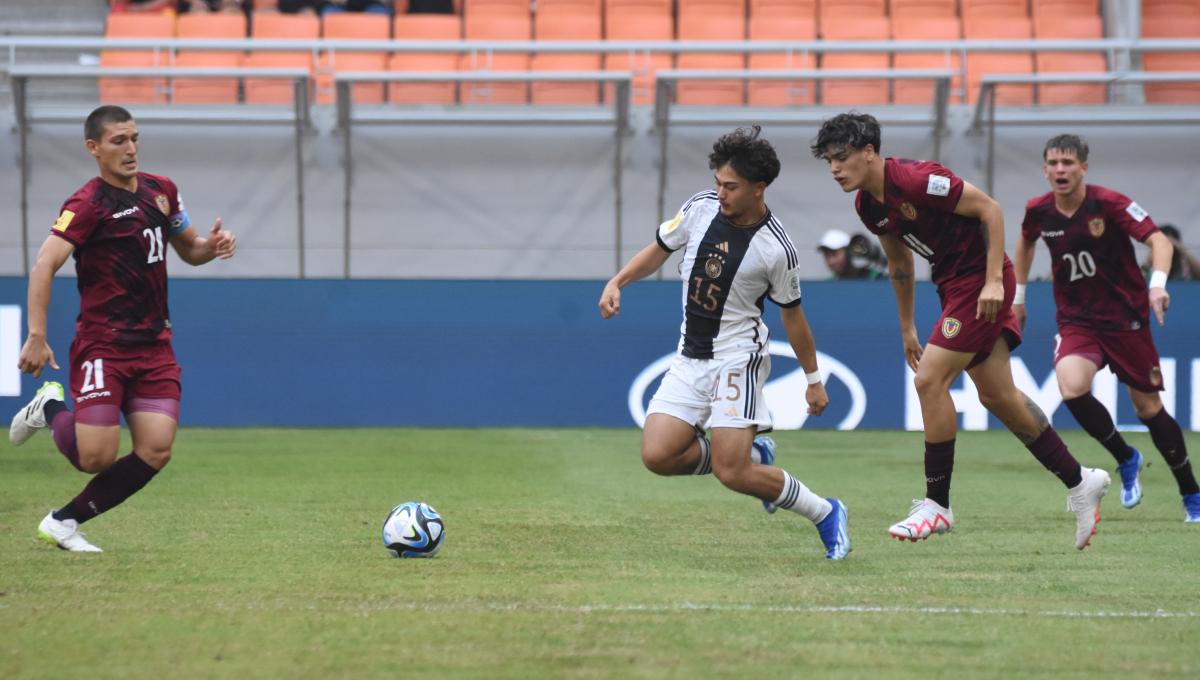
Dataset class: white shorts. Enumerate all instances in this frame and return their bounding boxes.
[647,352,773,432]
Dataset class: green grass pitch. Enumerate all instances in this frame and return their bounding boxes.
[2,428,1198,678]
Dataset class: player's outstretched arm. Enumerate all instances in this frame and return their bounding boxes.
[169,217,237,266]
[954,181,1006,323]
[879,234,922,371]
[1012,234,1038,331]
[599,242,671,319]
[1145,230,1173,325]
[18,236,74,378]
[779,304,828,416]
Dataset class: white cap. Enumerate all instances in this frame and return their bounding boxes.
[817,229,851,251]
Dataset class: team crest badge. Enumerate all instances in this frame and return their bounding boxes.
[1088,217,1105,238]
[1150,366,1162,387]
[941,317,962,339]
[705,257,723,279]
[155,194,170,215]
[899,202,918,221]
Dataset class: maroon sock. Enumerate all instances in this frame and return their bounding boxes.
[1139,409,1200,496]
[66,452,160,524]
[47,407,85,472]
[1027,427,1083,489]
[924,439,955,508]
[1063,394,1132,464]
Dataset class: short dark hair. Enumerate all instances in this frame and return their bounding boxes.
[708,126,781,186]
[85,105,133,142]
[1043,134,1089,162]
[810,112,882,158]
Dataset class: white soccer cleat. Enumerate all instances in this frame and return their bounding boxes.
[888,498,954,542]
[37,512,102,553]
[1067,467,1111,550]
[9,381,65,446]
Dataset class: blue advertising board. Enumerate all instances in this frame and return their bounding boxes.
[1,278,1197,430]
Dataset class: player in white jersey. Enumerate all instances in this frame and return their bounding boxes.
[598,127,851,560]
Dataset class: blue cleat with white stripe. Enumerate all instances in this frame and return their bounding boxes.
[1184,492,1200,523]
[1116,448,1144,509]
[816,498,851,560]
[752,435,778,513]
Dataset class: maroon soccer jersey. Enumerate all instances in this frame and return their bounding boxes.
[855,158,994,287]
[50,172,191,344]
[1021,184,1158,331]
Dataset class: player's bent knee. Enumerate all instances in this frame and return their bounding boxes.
[138,447,172,470]
[77,448,118,474]
[711,458,750,492]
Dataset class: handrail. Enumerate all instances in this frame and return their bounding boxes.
[332,70,632,279]
[650,68,954,230]
[9,65,312,278]
[970,71,1200,194]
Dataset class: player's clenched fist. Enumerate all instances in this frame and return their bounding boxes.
[599,283,621,319]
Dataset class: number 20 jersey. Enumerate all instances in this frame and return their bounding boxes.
[1021,184,1158,331]
[50,172,191,344]
[656,191,803,360]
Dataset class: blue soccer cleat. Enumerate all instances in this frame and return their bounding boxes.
[1116,448,1144,509]
[752,435,778,513]
[816,498,851,560]
[1184,492,1200,523]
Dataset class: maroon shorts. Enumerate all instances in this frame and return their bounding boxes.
[1054,324,1164,393]
[68,337,182,414]
[928,261,1022,369]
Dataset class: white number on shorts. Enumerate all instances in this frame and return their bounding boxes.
[1061,250,1097,282]
[80,358,105,393]
[143,226,165,264]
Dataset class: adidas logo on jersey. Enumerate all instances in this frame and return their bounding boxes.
[714,241,729,253]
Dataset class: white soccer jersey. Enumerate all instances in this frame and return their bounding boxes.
[656,190,803,360]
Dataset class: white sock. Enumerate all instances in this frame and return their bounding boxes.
[692,435,712,475]
[774,470,832,523]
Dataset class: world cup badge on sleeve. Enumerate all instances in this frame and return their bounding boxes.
[1088,217,1105,238]
[1150,366,1162,387]
[941,317,962,339]
[900,202,918,221]
[155,194,170,215]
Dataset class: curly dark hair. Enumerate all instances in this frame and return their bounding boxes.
[85,105,133,142]
[708,126,781,186]
[1043,134,1089,162]
[810,112,882,158]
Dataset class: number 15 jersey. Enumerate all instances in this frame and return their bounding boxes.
[656,191,803,360]
[1022,184,1158,331]
[50,172,192,345]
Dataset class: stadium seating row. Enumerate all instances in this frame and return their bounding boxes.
[100,4,1200,106]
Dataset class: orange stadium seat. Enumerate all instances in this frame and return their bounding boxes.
[749,0,816,20]
[1142,0,1200,17]
[1034,14,1106,105]
[389,14,462,105]
[962,0,1030,19]
[605,10,673,104]
[747,14,817,106]
[675,15,748,105]
[463,0,532,17]
[890,0,958,20]
[100,13,175,104]
[173,13,247,104]
[820,18,891,106]
[964,15,1034,104]
[892,16,961,105]
[539,0,603,10]
[244,12,320,105]
[605,0,673,15]
[1031,0,1099,19]
[679,0,748,19]
[531,11,603,104]
[322,13,391,104]
[1142,17,1200,103]
[461,13,532,104]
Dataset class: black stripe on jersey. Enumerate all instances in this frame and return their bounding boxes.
[682,191,718,216]
[765,217,798,269]
[682,215,759,359]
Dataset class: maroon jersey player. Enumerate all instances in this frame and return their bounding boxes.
[1014,133,1200,522]
[811,112,1110,550]
[9,105,237,552]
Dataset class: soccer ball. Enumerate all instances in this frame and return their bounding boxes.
[382,501,445,558]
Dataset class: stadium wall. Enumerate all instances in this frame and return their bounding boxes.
[2,116,1199,280]
[2,278,1198,431]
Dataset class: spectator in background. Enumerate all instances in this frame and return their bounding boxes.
[816,228,887,280]
[405,0,454,13]
[321,0,394,15]
[177,0,248,13]
[1145,224,1200,281]
[110,0,177,13]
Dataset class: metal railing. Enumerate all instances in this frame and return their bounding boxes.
[971,71,1200,193]
[333,70,632,278]
[8,64,311,277]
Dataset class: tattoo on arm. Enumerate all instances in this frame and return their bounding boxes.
[1013,393,1050,444]
[891,268,911,283]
